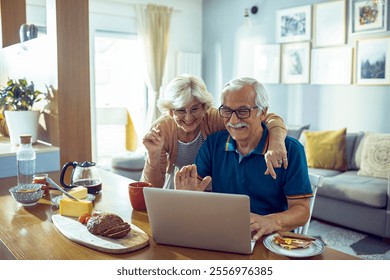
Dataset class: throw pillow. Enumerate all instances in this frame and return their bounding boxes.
[303,128,347,171]
[358,132,390,179]
[287,124,310,140]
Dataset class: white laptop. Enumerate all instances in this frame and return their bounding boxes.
[143,188,256,254]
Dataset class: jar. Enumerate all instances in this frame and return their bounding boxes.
[32,174,50,196]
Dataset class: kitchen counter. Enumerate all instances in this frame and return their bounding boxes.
[0,137,60,178]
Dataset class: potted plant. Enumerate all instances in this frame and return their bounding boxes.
[0,78,48,145]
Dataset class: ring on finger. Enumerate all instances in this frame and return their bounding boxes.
[278,160,283,164]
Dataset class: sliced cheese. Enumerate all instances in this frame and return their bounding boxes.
[59,198,93,217]
[62,186,88,200]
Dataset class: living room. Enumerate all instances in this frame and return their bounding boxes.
[0,0,390,263]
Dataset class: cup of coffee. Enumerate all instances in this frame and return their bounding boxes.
[129,181,152,211]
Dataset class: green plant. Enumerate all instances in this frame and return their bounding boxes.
[0,78,47,111]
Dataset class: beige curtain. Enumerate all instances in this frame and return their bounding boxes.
[136,4,173,129]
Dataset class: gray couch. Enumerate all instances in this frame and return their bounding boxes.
[291,129,390,239]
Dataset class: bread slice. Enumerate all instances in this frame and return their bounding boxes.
[87,213,131,239]
[277,231,316,241]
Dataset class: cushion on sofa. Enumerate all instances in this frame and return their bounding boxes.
[315,170,388,208]
[350,132,365,170]
[307,168,343,177]
[287,124,310,140]
[345,133,357,170]
[303,128,347,171]
[358,132,390,179]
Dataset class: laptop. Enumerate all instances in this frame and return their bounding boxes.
[143,188,256,254]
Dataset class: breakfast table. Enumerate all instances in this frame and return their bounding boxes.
[0,169,360,260]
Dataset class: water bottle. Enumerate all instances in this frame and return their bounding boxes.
[16,135,36,186]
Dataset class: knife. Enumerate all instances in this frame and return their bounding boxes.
[46,177,80,201]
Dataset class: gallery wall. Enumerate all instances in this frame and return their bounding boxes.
[202,0,390,133]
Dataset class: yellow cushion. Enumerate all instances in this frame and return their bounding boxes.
[304,128,347,171]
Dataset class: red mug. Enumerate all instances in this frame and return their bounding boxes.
[129,182,152,211]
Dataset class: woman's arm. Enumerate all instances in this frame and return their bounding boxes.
[264,113,288,179]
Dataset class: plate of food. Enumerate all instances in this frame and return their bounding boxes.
[52,212,149,254]
[51,193,95,206]
[50,186,96,207]
[263,231,325,258]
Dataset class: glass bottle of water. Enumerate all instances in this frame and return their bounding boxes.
[16,135,36,186]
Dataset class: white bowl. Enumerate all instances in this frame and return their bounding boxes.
[9,184,44,206]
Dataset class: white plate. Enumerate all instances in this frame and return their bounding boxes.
[51,194,95,206]
[263,233,325,258]
[51,214,149,254]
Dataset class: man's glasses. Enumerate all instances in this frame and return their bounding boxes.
[218,105,258,119]
[172,104,204,118]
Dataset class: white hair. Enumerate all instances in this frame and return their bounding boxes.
[220,77,269,113]
[158,74,214,113]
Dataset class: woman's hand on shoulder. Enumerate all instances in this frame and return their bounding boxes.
[264,142,288,179]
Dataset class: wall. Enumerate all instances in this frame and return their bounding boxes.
[202,0,390,133]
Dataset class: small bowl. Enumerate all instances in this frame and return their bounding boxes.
[9,184,44,206]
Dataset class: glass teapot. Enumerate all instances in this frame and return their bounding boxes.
[60,161,102,194]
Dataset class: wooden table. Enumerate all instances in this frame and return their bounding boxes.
[0,169,360,260]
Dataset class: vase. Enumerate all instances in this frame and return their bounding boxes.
[4,110,40,145]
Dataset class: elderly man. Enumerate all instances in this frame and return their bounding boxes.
[174,77,313,240]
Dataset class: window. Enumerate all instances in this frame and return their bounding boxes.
[93,32,147,164]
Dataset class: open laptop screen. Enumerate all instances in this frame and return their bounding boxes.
[144,188,255,254]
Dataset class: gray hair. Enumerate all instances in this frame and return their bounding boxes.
[158,74,214,113]
[220,77,269,113]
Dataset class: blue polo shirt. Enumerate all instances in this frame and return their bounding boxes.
[195,123,312,215]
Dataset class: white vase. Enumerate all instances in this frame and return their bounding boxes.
[4,110,40,145]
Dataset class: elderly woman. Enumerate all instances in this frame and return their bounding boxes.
[141,74,288,189]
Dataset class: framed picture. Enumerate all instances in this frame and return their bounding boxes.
[276,5,312,43]
[311,46,353,85]
[356,37,390,85]
[313,0,346,47]
[281,42,311,84]
[350,0,388,34]
[253,44,281,84]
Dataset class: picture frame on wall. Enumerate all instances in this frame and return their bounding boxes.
[281,42,311,84]
[350,0,388,34]
[311,46,353,85]
[276,5,312,43]
[356,37,390,85]
[253,44,281,84]
[313,0,346,47]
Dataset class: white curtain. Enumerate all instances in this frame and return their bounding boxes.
[136,4,173,129]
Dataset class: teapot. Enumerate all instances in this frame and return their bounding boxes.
[60,161,102,194]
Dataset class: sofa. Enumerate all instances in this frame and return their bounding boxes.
[288,126,390,239]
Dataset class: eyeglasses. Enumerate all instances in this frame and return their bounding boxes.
[218,105,258,119]
[172,104,204,118]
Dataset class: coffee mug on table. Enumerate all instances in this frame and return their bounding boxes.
[129,182,152,211]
